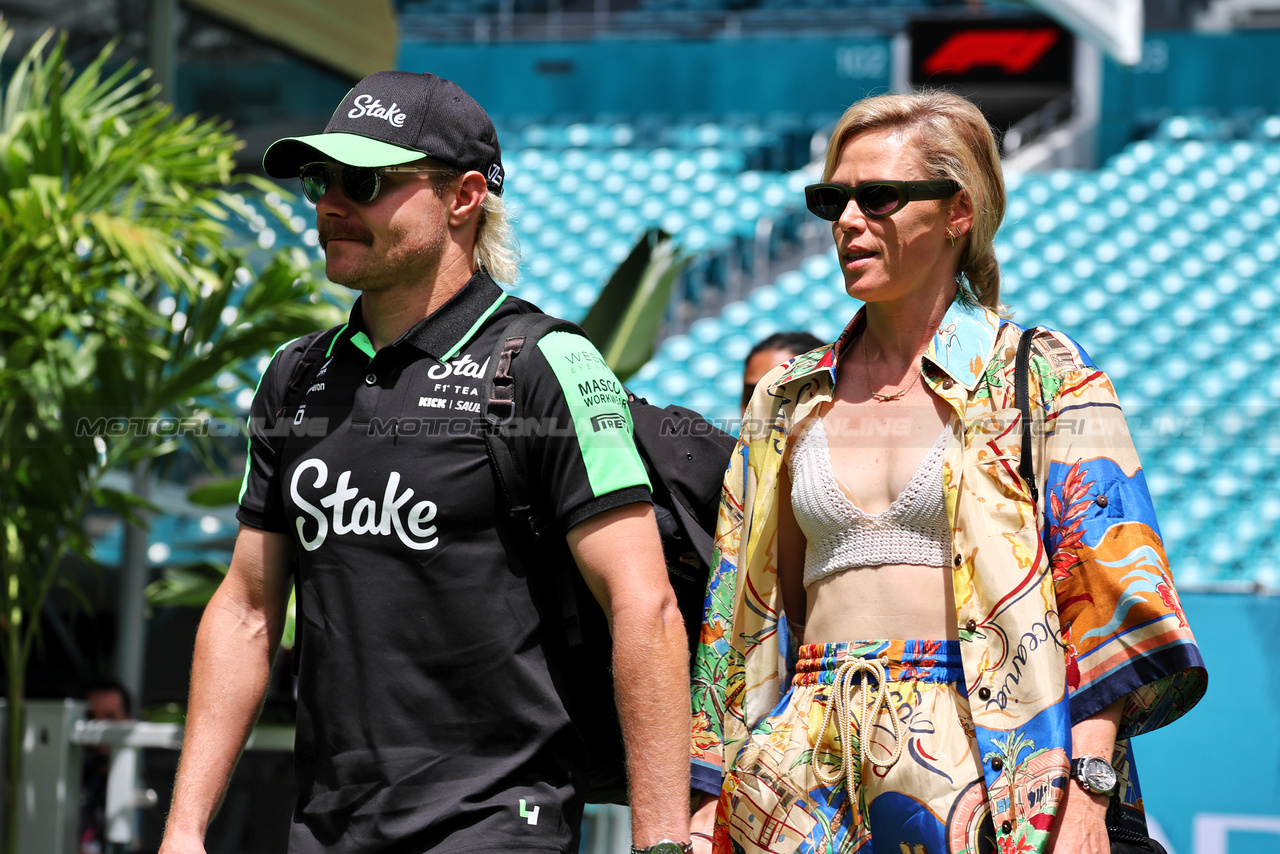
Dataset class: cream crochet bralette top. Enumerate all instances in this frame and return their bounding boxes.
[788,417,952,588]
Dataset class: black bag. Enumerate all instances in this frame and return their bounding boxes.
[1014,327,1167,854]
[480,312,734,803]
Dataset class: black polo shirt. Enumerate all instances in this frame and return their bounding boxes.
[237,272,651,854]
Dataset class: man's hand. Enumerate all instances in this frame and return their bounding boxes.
[690,791,718,854]
[569,503,691,850]
[157,828,208,854]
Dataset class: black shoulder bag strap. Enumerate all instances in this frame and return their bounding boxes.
[480,312,590,643]
[273,326,344,447]
[1014,326,1040,507]
[268,324,342,676]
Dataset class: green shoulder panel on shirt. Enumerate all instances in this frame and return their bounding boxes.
[535,330,651,497]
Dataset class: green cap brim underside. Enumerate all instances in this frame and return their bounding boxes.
[262,132,423,178]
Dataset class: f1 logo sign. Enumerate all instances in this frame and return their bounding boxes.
[923,28,1060,76]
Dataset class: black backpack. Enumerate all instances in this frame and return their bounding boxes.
[479,312,734,804]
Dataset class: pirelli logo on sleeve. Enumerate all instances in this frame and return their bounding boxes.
[590,412,628,432]
[537,331,650,497]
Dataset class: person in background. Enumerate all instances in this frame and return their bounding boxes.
[690,91,1206,854]
[79,678,134,854]
[740,332,824,413]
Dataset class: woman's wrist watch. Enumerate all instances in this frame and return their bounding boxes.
[1070,755,1118,796]
[631,841,693,854]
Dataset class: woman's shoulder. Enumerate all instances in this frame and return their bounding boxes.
[997,320,1103,378]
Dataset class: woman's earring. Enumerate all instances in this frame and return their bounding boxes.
[946,229,956,247]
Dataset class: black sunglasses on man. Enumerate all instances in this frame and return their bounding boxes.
[299,162,454,205]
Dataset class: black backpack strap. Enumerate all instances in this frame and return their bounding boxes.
[274,326,344,432]
[481,313,586,531]
[1014,326,1040,507]
[480,312,589,641]
[270,324,342,676]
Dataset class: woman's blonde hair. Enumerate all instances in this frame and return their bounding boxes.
[822,90,1005,309]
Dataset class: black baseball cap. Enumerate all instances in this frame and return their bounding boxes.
[263,71,505,195]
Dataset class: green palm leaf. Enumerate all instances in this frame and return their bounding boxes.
[0,25,338,852]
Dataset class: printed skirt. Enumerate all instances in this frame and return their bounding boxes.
[714,640,997,854]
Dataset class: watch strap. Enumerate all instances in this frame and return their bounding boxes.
[1070,755,1117,795]
[631,842,693,854]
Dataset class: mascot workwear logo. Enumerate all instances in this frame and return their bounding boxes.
[290,459,439,552]
[348,94,407,127]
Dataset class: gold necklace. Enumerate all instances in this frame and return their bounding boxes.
[863,339,913,402]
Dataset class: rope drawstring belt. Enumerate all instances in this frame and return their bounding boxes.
[810,658,905,795]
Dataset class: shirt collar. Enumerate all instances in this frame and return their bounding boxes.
[770,293,1001,393]
[340,271,508,361]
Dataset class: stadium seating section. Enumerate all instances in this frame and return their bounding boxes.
[394,0,982,36]
[94,113,1280,588]
[396,0,968,14]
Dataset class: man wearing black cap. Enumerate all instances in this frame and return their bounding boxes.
[159,71,693,854]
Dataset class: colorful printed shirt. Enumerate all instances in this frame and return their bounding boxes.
[691,295,1208,854]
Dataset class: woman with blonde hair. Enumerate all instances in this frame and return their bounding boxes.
[689,91,1206,854]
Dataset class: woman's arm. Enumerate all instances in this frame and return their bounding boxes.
[1048,698,1123,854]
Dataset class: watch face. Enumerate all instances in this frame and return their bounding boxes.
[1082,757,1117,793]
[646,844,690,854]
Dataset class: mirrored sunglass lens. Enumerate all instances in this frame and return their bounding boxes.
[856,184,903,217]
[342,167,380,203]
[300,166,330,203]
[808,187,849,220]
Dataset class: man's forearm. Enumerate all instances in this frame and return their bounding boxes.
[160,586,281,850]
[568,504,692,849]
[611,591,692,847]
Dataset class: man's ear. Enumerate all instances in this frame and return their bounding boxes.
[449,171,488,228]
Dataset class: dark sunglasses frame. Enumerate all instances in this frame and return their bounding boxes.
[804,179,962,221]
[299,162,455,205]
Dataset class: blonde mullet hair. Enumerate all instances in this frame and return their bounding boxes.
[822,90,1005,309]
[474,191,520,285]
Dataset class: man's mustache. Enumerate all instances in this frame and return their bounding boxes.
[319,224,372,245]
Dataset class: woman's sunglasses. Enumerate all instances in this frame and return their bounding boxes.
[804,179,961,221]
[298,162,453,205]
